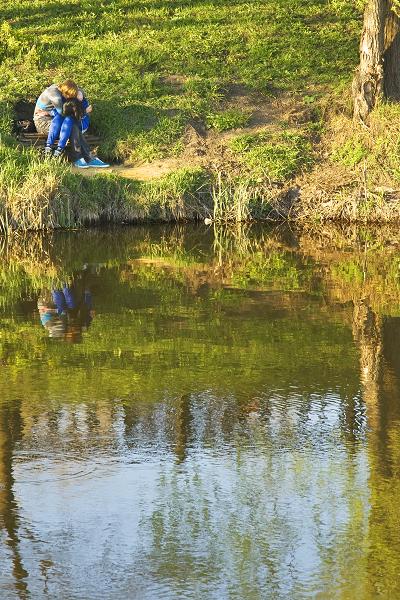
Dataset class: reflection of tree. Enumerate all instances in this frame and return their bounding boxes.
[0,402,28,598]
[362,317,400,597]
[174,394,192,463]
[352,300,383,430]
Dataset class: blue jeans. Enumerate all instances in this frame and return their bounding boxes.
[46,111,74,150]
[35,112,92,161]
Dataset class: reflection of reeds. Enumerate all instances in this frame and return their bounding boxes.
[0,234,61,308]
[213,222,289,267]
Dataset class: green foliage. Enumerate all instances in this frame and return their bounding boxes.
[137,167,210,219]
[231,250,314,290]
[0,0,361,152]
[0,0,363,224]
[230,131,313,181]
[212,174,272,222]
[332,138,367,167]
[366,103,400,185]
[122,115,185,162]
[331,260,365,284]
[229,134,259,154]
[206,109,250,132]
[330,103,400,190]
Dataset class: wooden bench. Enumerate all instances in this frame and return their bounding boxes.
[17,131,101,149]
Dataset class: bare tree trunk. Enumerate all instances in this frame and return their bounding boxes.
[353,0,388,121]
[384,9,400,98]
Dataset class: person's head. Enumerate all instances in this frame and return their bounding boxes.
[63,98,84,121]
[59,80,79,99]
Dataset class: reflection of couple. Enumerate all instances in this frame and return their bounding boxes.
[38,274,93,343]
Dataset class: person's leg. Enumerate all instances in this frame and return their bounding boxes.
[51,290,67,316]
[62,286,77,310]
[46,112,64,149]
[78,128,92,162]
[55,116,74,152]
[69,122,92,162]
[80,114,90,133]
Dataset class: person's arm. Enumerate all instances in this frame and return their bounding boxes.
[78,90,92,114]
[46,87,64,115]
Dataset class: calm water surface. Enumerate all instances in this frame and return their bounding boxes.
[0,225,399,599]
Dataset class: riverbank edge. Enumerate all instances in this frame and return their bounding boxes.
[3,163,400,232]
[3,165,400,232]
[4,95,400,230]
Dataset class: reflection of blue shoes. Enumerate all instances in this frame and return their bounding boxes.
[74,158,90,168]
[87,157,110,168]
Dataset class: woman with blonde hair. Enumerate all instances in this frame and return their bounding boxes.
[34,79,109,168]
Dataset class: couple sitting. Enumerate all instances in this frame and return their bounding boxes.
[34,80,109,169]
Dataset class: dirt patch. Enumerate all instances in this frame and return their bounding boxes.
[79,87,314,181]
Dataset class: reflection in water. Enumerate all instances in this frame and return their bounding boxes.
[0,401,28,599]
[1,225,400,597]
[352,300,383,430]
[37,267,94,342]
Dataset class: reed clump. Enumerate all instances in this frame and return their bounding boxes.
[0,158,211,233]
[211,171,298,224]
[296,102,400,223]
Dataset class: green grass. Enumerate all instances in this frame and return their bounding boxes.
[206,109,250,132]
[332,138,368,168]
[329,103,400,185]
[0,0,361,154]
[0,0,363,227]
[229,130,314,181]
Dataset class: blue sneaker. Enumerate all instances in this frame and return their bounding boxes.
[74,158,90,169]
[87,157,110,168]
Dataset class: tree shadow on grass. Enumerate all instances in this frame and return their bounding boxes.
[0,0,248,25]
[10,97,185,164]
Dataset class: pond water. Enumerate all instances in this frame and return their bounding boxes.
[1,224,400,599]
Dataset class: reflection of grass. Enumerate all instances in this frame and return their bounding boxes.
[0,246,359,406]
[5,225,400,318]
[232,251,315,291]
[332,261,365,285]
[144,242,201,268]
[322,252,400,316]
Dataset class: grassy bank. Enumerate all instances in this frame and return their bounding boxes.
[1,0,385,229]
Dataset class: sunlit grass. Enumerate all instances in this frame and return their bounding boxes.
[0,0,362,226]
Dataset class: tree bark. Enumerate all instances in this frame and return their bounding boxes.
[353,0,388,122]
[353,1,400,119]
[384,8,400,98]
